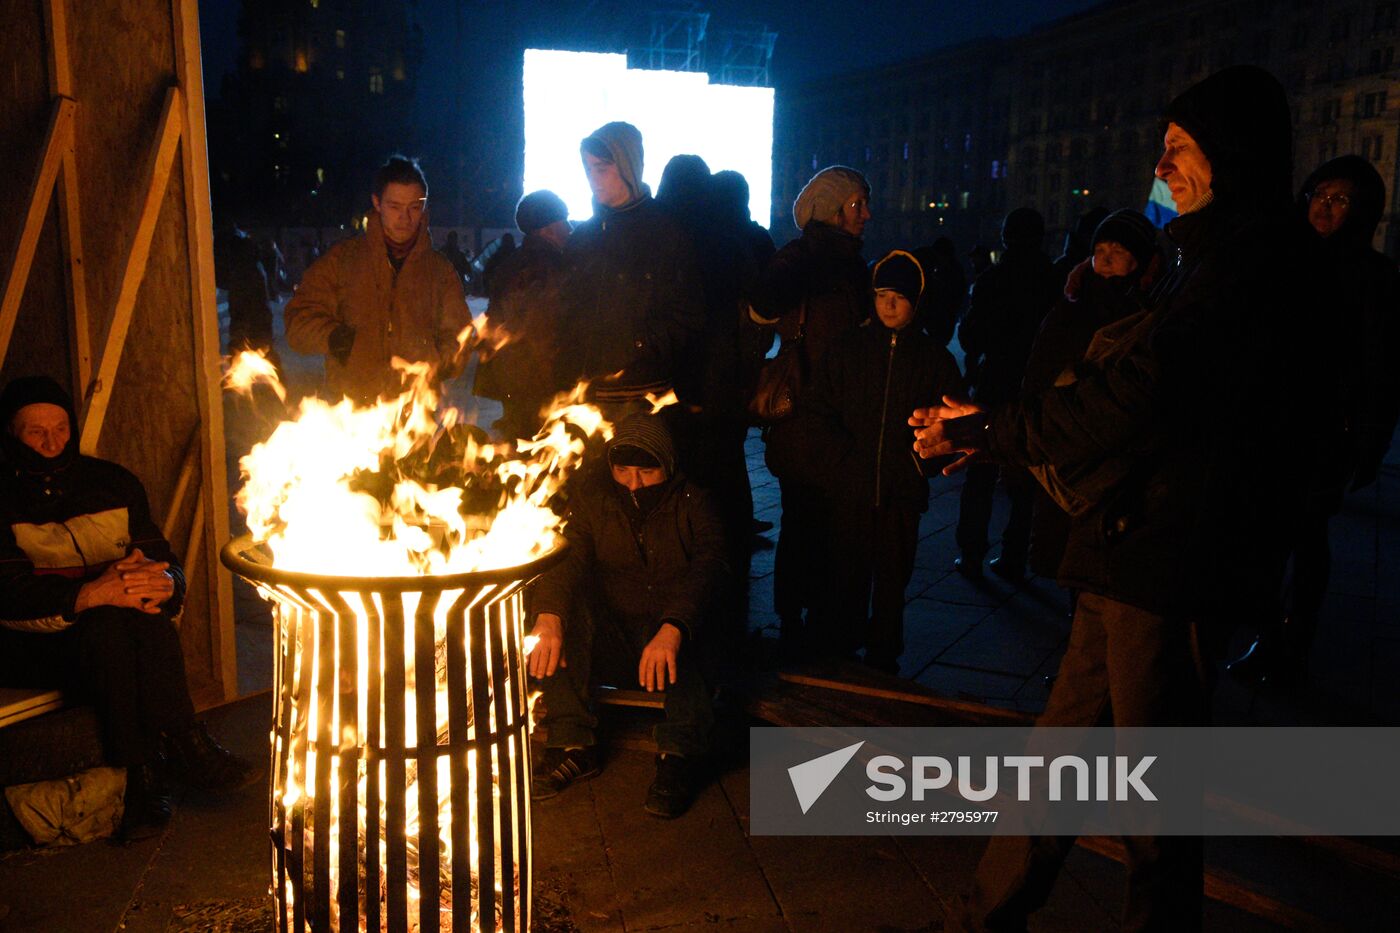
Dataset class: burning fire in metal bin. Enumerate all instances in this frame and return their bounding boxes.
[220,342,628,932]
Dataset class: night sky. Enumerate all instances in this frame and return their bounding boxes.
[200,0,1107,104]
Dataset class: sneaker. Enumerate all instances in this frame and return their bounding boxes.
[166,722,261,794]
[644,753,695,819]
[531,746,600,800]
[119,762,173,842]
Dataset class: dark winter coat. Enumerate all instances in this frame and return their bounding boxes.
[750,221,869,370]
[751,221,870,481]
[530,472,728,641]
[475,233,566,405]
[805,320,962,511]
[1299,155,1400,490]
[558,197,706,401]
[959,247,1061,406]
[986,66,1334,616]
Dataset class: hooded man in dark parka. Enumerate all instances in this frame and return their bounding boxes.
[914,66,1335,933]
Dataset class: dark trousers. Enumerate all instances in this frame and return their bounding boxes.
[830,501,921,669]
[536,606,713,758]
[0,606,197,767]
[956,463,1034,565]
[773,477,833,643]
[954,592,1213,933]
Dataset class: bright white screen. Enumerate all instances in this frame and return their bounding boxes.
[523,49,774,227]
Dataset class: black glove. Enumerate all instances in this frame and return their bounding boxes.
[328,324,355,366]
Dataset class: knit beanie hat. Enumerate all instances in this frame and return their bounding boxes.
[871,250,925,304]
[515,190,569,234]
[0,375,79,471]
[581,122,646,203]
[793,166,870,230]
[1091,209,1158,270]
[606,413,676,477]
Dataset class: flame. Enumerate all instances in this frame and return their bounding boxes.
[224,348,287,402]
[232,353,600,931]
[644,389,678,414]
[228,354,610,577]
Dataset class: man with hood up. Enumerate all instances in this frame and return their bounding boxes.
[1229,155,1400,685]
[913,66,1332,931]
[285,155,471,405]
[0,377,256,842]
[557,122,705,414]
[526,414,726,818]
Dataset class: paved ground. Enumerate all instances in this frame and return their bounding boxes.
[2,306,1397,930]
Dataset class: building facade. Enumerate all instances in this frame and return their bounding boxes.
[209,0,423,228]
[775,0,1400,258]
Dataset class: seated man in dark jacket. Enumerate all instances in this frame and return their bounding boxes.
[527,414,726,818]
[0,377,256,842]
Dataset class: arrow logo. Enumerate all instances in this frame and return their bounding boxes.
[787,741,865,814]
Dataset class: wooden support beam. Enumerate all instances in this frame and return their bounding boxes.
[0,98,73,371]
[79,85,183,453]
[173,0,238,702]
[162,430,202,542]
[58,129,91,406]
[41,0,73,98]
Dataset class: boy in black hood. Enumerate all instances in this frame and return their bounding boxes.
[0,377,256,842]
[802,251,961,671]
[527,414,726,818]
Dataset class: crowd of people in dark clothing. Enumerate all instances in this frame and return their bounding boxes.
[6,61,1399,927]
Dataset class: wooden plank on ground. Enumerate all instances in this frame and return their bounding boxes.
[1078,836,1329,930]
[778,660,1034,725]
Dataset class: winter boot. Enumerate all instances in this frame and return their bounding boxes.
[166,722,260,793]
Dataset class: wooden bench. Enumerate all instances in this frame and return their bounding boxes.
[0,688,66,730]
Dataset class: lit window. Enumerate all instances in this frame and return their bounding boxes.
[336,30,346,48]
[369,72,384,94]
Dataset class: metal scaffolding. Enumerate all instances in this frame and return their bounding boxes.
[714,22,777,87]
[640,7,710,73]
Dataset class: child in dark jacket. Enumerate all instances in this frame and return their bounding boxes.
[804,251,963,672]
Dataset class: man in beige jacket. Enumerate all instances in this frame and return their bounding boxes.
[285,156,471,405]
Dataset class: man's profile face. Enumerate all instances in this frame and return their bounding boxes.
[12,402,70,459]
[833,192,871,237]
[1155,123,1212,212]
[371,181,427,245]
[584,153,632,209]
[1307,178,1356,238]
[611,463,666,491]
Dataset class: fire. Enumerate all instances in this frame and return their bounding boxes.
[223,347,613,932]
[225,349,611,578]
